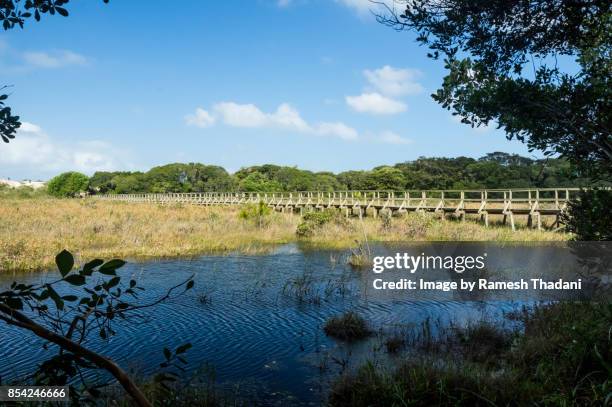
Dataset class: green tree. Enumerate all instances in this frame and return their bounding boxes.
[380,1,611,178]
[314,172,344,191]
[0,89,20,143]
[89,171,120,193]
[238,172,282,192]
[561,189,612,240]
[144,163,235,193]
[113,172,148,194]
[47,171,89,197]
[275,167,315,191]
[337,170,368,190]
[364,167,406,191]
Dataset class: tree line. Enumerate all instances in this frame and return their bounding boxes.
[42,152,602,198]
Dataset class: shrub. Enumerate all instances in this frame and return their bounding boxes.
[0,185,48,199]
[561,188,612,240]
[296,209,346,237]
[329,302,611,406]
[453,321,513,365]
[384,335,406,354]
[238,201,272,228]
[47,172,89,198]
[324,311,371,341]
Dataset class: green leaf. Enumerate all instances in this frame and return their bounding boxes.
[46,285,64,311]
[55,250,74,277]
[98,259,126,275]
[5,296,23,310]
[82,259,104,275]
[186,280,195,291]
[62,295,78,302]
[34,290,50,301]
[104,276,121,290]
[176,343,192,354]
[63,274,86,286]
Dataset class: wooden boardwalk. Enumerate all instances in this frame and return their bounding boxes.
[96,188,579,231]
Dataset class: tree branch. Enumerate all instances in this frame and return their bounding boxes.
[0,303,152,407]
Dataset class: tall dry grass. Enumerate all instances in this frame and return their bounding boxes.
[0,199,298,273]
[0,199,568,273]
[305,211,568,248]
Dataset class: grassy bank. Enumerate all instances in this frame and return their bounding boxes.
[0,199,567,273]
[329,301,611,407]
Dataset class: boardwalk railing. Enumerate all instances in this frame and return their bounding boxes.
[95,188,580,231]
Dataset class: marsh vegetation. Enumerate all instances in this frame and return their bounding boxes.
[324,312,372,342]
[0,199,568,273]
[329,302,611,407]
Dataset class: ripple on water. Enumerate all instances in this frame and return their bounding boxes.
[0,243,586,404]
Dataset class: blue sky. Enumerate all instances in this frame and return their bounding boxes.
[1,0,538,180]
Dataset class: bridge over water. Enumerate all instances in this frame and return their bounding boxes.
[97,188,579,231]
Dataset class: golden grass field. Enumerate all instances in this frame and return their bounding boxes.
[0,198,568,273]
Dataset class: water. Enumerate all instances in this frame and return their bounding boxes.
[0,242,606,405]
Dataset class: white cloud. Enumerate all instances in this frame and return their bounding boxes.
[315,122,358,140]
[22,50,87,68]
[184,108,216,128]
[213,102,269,127]
[345,92,406,115]
[345,65,422,115]
[186,102,358,140]
[267,103,311,131]
[212,102,312,131]
[379,130,412,145]
[0,41,89,73]
[364,65,423,96]
[19,122,42,133]
[0,122,132,177]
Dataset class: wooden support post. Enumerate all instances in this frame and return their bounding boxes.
[527,214,533,228]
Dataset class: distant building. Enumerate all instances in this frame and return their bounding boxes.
[0,178,46,189]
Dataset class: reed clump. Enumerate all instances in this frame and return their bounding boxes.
[346,243,372,270]
[324,311,371,342]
